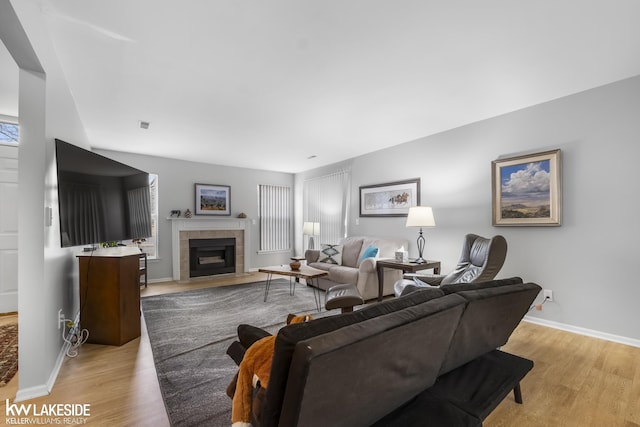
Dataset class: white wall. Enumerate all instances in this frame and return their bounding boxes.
[95,150,295,280]
[301,76,640,343]
[1,0,91,400]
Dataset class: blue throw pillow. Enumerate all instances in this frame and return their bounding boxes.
[360,245,379,261]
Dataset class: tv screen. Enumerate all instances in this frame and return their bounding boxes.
[55,139,152,248]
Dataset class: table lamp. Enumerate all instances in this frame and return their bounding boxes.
[303,221,320,249]
[405,206,435,264]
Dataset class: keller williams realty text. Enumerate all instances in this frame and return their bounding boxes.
[5,400,91,418]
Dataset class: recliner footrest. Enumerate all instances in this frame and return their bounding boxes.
[325,283,364,313]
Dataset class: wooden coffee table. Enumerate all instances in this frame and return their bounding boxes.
[258,265,328,311]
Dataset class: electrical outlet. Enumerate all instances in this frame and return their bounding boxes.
[58,309,65,330]
[543,289,553,302]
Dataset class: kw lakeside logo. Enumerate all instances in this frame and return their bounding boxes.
[4,399,90,425]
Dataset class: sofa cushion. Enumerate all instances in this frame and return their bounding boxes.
[374,350,533,426]
[305,263,360,288]
[338,237,364,267]
[428,350,534,421]
[306,262,331,273]
[438,282,541,375]
[317,244,344,265]
[259,286,446,427]
[325,264,359,285]
[371,388,482,427]
[280,294,467,427]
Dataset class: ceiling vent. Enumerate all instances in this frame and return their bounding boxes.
[138,120,150,130]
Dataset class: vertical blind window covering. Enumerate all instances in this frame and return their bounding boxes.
[259,184,291,252]
[59,183,105,246]
[304,170,350,245]
[127,186,152,239]
[121,174,159,259]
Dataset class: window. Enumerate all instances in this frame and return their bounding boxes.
[124,173,159,259]
[146,173,159,258]
[303,170,350,245]
[258,184,291,252]
[0,121,19,145]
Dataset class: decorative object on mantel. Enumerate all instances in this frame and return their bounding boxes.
[195,183,231,216]
[170,210,181,217]
[359,178,420,217]
[183,209,192,218]
[406,206,436,264]
[491,149,561,226]
[237,212,247,218]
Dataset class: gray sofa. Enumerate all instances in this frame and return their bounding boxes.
[228,276,541,426]
[305,236,409,300]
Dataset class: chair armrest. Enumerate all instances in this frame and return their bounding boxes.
[403,273,445,286]
[305,249,320,263]
[358,257,377,272]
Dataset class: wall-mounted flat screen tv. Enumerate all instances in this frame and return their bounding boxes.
[55,139,152,248]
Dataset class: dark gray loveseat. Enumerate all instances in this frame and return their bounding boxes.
[229,277,541,426]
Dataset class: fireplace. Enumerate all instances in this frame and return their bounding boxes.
[189,238,236,278]
[171,217,249,281]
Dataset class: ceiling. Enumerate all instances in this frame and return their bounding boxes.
[3,0,640,173]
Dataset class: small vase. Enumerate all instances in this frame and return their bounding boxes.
[289,260,301,271]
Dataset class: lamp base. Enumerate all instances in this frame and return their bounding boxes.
[415,229,426,264]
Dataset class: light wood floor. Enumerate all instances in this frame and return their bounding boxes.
[1,274,639,426]
[487,320,640,427]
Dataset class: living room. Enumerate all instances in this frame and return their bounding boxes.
[1,1,640,426]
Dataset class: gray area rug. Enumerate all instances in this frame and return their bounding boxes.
[141,279,327,427]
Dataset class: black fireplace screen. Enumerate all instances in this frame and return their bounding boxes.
[189,238,236,278]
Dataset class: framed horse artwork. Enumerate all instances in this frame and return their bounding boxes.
[359,178,420,217]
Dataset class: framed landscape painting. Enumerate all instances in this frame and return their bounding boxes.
[359,178,420,217]
[492,149,561,226]
[195,183,231,216]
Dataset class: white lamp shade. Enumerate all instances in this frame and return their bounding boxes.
[406,206,436,227]
[303,222,320,235]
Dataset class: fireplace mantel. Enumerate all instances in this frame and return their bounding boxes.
[170,217,251,281]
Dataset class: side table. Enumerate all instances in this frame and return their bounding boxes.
[375,259,441,302]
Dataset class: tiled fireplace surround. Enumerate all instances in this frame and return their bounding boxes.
[170,218,250,281]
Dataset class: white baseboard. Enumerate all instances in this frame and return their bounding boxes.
[14,312,78,402]
[14,337,69,402]
[148,277,173,284]
[523,315,640,348]
[14,384,49,403]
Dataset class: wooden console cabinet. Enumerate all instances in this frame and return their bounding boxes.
[77,249,141,346]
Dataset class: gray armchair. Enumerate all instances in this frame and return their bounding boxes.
[394,233,508,296]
